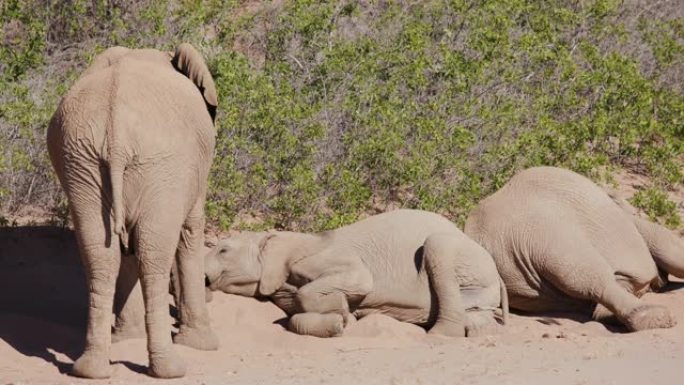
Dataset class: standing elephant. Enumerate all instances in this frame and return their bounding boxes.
[465,166,684,331]
[47,43,218,379]
[205,209,508,338]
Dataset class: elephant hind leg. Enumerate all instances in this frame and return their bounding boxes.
[422,233,466,338]
[172,199,218,351]
[112,252,146,342]
[134,210,187,378]
[538,244,675,331]
[69,200,121,379]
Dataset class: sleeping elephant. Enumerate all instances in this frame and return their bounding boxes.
[205,209,508,338]
[47,43,218,379]
[464,166,684,331]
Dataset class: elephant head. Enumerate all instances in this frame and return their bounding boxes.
[204,232,266,297]
[204,231,303,297]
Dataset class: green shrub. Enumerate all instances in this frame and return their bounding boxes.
[630,187,681,229]
[1,0,683,230]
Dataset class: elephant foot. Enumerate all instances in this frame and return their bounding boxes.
[623,304,676,331]
[111,325,146,343]
[325,315,345,338]
[428,319,466,338]
[173,325,219,351]
[148,350,186,379]
[465,311,501,337]
[592,303,620,325]
[71,350,111,379]
[288,313,345,337]
[326,313,345,337]
[342,312,357,328]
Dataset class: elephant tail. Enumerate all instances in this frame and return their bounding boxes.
[109,153,128,251]
[498,275,509,325]
[103,63,129,251]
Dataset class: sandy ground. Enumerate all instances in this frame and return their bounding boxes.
[1,222,684,385]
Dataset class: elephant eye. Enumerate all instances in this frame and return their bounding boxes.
[219,247,229,254]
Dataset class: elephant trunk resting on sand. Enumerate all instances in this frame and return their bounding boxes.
[47,43,218,379]
[205,209,508,338]
[465,166,684,331]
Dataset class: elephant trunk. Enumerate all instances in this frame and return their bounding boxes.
[203,249,222,287]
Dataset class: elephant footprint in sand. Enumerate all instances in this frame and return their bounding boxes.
[205,209,508,338]
[465,166,684,332]
[47,44,218,379]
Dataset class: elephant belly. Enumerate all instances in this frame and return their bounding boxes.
[355,284,498,326]
[356,278,435,326]
[354,306,433,326]
[508,283,594,314]
[497,251,592,313]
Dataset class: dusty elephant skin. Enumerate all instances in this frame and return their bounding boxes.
[205,209,508,338]
[465,166,684,332]
[46,43,219,379]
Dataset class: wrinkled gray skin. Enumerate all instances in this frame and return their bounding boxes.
[47,43,218,379]
[465,166,684,331]
[205,209,508,338]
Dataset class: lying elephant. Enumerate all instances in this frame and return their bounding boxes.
[205,209,508,338]
[47,43,218,379]
[465,166,684,331]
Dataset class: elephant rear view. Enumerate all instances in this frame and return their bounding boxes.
[47,44,218,379]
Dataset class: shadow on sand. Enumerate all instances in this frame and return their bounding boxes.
[660,280,684,293]
[0,225,87,372]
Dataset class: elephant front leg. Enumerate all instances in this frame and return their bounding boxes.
[288,312,346,337]
[172,203,218,351]
[272,285,348,337]
[423,234,467,338]
[295,272,370,332]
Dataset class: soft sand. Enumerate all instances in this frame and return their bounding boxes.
[1,222,684,385]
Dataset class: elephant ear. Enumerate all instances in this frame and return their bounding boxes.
[171,43,218,122]
[257,233,291,297]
